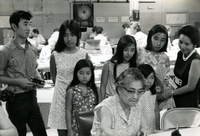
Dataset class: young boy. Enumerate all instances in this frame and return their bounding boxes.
[0,10,47,136]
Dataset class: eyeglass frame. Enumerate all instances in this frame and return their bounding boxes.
[118,86,145,96]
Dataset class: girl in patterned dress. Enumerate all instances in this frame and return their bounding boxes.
[100,35,137,100]
[66,59,99,136]
[138,64,164,133]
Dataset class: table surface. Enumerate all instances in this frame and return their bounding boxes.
[149,127,200,136]
[36,80,54,103]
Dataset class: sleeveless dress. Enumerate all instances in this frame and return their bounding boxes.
[139,91,157,132]
[91,95,141,136]
[70,85,97,136]
[105,61,129,97]
[48,48,87,129]
[173,51,200,107]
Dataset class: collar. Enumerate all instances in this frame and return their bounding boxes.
[9,38,30,51]
[182,49,196,61]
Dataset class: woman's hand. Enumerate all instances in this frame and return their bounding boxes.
[138,128,151,136]
[157,90,172,101]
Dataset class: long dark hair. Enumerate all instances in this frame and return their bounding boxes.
[145,24,168,52]
[138,64,156,94]
[54,20,81,52]
[67,59,98,103]
[110,35,137,79]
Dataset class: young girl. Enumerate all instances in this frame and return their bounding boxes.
[138,64,162,133]
[66,59,99,136]
[48,20,89,136]
[138,64,175,133]
[100,35,137,100]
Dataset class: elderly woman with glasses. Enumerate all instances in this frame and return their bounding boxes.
[91,68,150,136]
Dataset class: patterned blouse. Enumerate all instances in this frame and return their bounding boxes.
[137,48,170,83]
[91,95,141,136]
[70,85,97,136]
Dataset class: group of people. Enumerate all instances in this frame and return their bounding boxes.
[0,10,200,136]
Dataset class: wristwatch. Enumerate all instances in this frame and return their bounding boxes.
[171,90,174,97]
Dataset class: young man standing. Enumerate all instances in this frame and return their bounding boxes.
[0,10,47,136]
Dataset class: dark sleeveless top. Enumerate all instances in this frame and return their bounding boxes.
[173,51,200,108]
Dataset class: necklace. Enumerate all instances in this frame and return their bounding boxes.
[182,49,196,61]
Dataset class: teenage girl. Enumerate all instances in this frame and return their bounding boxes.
[100,35,137,100]
[137,24,170,84]
[48,20,89,136]
[66,59,99,136]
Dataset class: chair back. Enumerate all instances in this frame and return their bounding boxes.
[161,108,200,130]
[75,110,94,136]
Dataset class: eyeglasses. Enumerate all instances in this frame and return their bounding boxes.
[121,86,145,96]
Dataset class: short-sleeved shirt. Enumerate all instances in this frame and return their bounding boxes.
[91,95,141,136]
[0,39,38,94]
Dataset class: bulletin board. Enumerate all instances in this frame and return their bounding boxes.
[0,16,10,28]
[166,12,187,26]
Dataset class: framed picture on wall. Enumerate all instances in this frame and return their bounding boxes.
[108,16,119,23]
[166,12,187,26]
[121,16,129,22]
[96,17,106,22]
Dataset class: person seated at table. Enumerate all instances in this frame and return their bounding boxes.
[122,23,131,35]
[0,101,19,136]
[94,26,112,55]
[32,28,46,45]
[91,68,150,136]
[30,28,46,54]
[89,26,97,39]
[130,21,147,48]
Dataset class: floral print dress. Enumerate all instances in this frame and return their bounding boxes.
[70,85,97,136]
[137,48,170,83]
[48,48,87,129]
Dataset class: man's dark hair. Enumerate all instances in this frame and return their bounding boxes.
[9,10,32,31]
